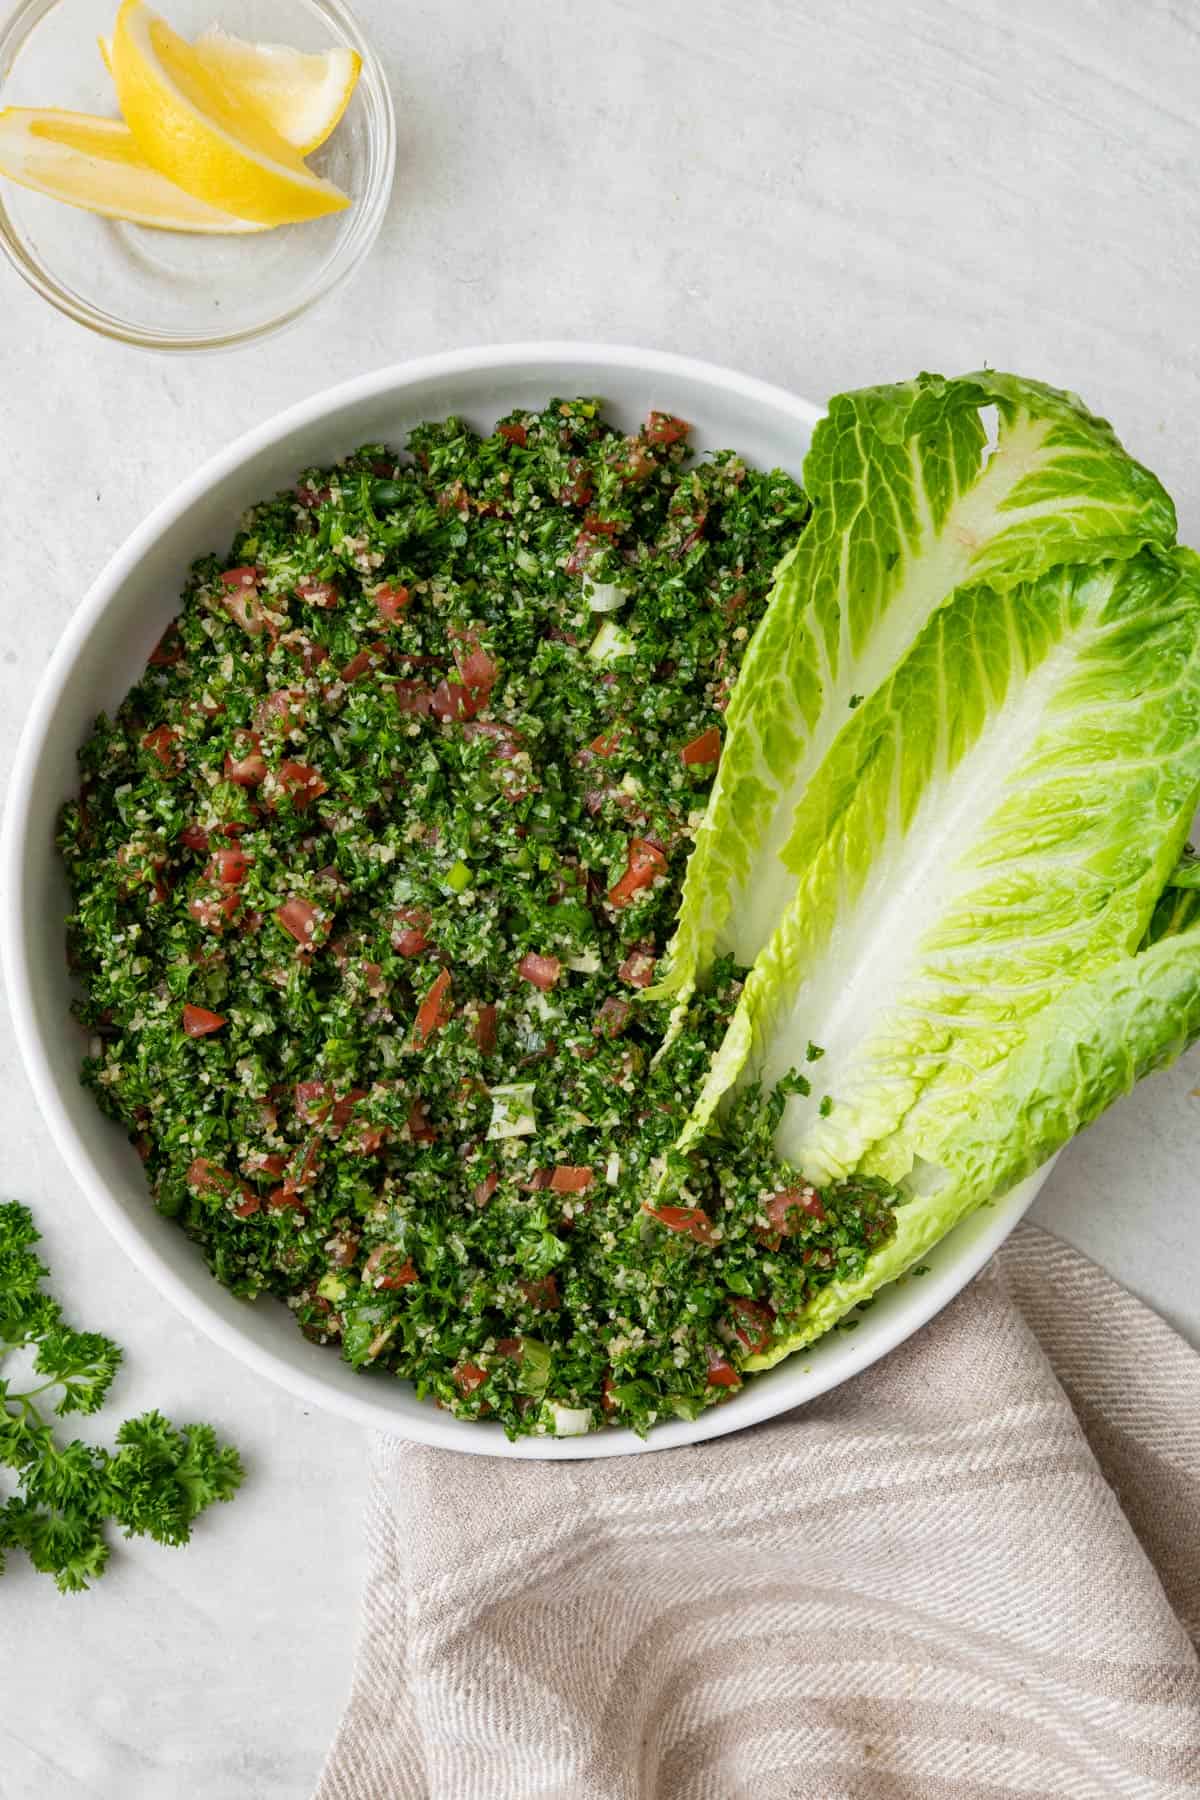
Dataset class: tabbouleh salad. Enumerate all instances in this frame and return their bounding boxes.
[60,400,898,1439]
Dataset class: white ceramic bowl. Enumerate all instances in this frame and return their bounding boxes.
[0,344,1048,1457]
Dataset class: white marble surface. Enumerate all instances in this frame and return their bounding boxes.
[2,1,1199,1794]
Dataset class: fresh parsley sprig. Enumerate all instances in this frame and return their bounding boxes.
[0,1201,243,1592]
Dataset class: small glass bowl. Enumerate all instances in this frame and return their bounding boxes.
[0,0,394,349]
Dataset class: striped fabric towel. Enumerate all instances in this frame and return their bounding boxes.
[315,1225,1200,1799]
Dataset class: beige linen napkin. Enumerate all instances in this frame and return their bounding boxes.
[315,1224,1200,1799]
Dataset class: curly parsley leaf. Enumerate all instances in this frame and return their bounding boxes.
[0,1201,244,1591]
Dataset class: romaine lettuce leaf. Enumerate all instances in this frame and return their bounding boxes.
[745,919,1200,1368]
[680,547,1200,1179]
[654,372,1177,1003]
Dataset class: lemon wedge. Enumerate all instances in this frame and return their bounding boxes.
[99,27,360,155]
[0,107,269,232]
[111,0,351,226]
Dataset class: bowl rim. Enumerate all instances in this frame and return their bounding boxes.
[0,341,1045,1457]
[0,0,396,351]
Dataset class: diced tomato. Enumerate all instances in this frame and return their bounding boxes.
[593,996,632,1038]
[455,1361,489,1395]
[705,1349,742,1389]
[295,483,331,508]
[275,762,328,811]
[601,1374,618,1415]
[254,687,306,736]
[283,1137,322,1194]
[587,727,622,759]
[362,961,386,997]
[680,727,721,767]
[373,582,410,622]
[187,1158,233,1194]
[472,1002,498,1055]
[644,411,690,446]
[182,1004,226,1038]
[141,723,179,774]
[276,896,323,950]
[519,1275,560,1311]
[243,1151,289,1180]
[414,967,453,1045]
[179,823,210,852]
[608,836,668,908]
[207,848,252,886]
[266,1187,307,1213]
[430,677,482,723]
[148,623,183,666]
[219,565,262,592]
[324,1230,361,1267]
[497,421,528,448]
[618,944,656,988]
[450,626,499,696]
[517,952,561,991]
[462,720,522,759]
[188,892,239,932]
[186,1158,257,1219]
[392,906,433,956]
[392,679,435,716]
[728,1297,776,1356]
[557,458,594,507]
[521,1168,553,1192]
[294,1080,334,1126]
[549,1165,593,1193]
[764,1187,827,1236]
[340,642,388,683]
[219,567,268,636]
[645,1203,715,1245]
[363,1245,418,1290]
[349,1124,389,1156]
[407,1098,437,1143]
[620,440,658,483]
[296,575,340,609]
[224,730,267,786]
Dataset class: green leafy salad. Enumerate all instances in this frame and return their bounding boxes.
[60,378,1200,1439]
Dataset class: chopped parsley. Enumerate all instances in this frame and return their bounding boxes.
[60,400,897,1439]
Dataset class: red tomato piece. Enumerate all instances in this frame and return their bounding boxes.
[373,582,410,622]
[472,1002,498,1055]
[644,411,690,446]
[296,575,340,609]
[430,677,481,723]
[473,1170,499,1207]
[517,951,561,991]
[617,944,656,988]
[414,967,453,1045]
[680,726,722,767]
[179,823,210,852]
[340,642,387,683]
[363,1246,418,1290]
[593,996,632,1038]
[407,1098,437,1143]
[549,1165,593,1193]
[254,687,307,735]
[219,567,268,636]
[188,892,239,932]
[645,1203,715,1245]
[141,724,179,773]
[455,1361,489,1395]
[764,1187,827,1235]
[208,848,252,886]
[587,727,622,759]
[224,730,267,786]
[148,624,183,666]
[276,896,322,949]
[275,762,328,811]
[705,1349,742,1389]
[392,679,435,716]
[182,1004,226,1038]
[608,836,668,908]
[728,1297,776,1356]
[497,421,528,447]
[392,907,433,956]
[519,1275,560,1312]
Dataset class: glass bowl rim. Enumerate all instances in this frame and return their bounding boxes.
[0,0,396,351]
